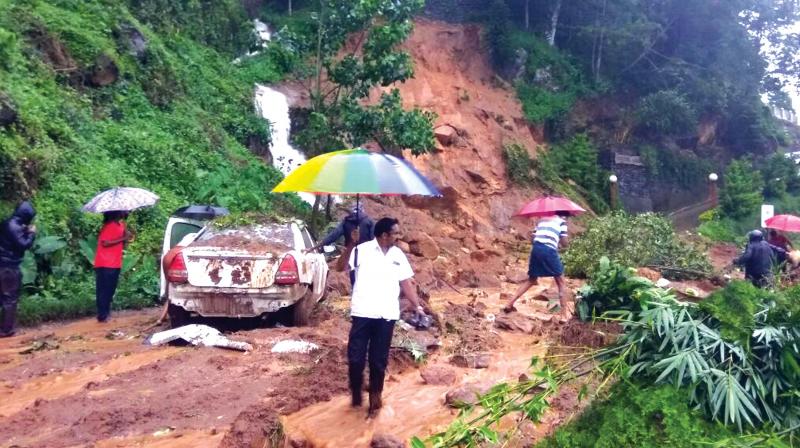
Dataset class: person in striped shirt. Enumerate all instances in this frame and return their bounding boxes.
[503,211,570,316]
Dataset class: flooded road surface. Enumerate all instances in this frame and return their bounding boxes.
[0,279,594,448]
[282,286,554,447]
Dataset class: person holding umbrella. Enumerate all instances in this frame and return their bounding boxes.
[82,187,159,322]
[94,211,132,322]
[502,196,585,317]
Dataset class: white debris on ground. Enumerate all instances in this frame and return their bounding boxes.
[271,340,319,354]
[655,278,672,288]
[147,324,253,352]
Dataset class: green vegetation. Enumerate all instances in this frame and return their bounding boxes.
[563,212,711,279]
[539,383,739,448]
[279,0,435,158]
[721,159,765,220]
[0,0,306,323]
[635,90,697,137]
[639,145,714,190]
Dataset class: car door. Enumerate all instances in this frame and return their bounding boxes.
[159,217,205,300]
[300,224,328,298]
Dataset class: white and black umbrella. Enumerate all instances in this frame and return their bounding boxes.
[82,187,159,213]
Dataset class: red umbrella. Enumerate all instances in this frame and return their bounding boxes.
[514,196,587,218]
[765,214,800,233]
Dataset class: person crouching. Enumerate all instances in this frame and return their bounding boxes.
[347,217,424,418]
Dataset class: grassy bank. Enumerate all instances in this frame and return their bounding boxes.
[0,0,306,323]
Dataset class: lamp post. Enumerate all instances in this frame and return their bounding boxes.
[609,174,618,210]
[708,173,718,208]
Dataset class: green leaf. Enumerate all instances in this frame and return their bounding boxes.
[34,236,66,255]
[410,436,426,448]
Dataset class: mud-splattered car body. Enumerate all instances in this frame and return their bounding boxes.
[164,221,328,325]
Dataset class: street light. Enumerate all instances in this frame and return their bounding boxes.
[609,174,618,209]
[708,173,718,207]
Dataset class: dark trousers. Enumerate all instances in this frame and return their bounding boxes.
[95,267,121,321]
[347,316,396,397]
[0,267,21,335]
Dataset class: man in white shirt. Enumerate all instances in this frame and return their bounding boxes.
[347,217,424,418]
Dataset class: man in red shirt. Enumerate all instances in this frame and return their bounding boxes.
[94,211,132,322]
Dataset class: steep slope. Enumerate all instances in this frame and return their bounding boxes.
[330,19,556,293]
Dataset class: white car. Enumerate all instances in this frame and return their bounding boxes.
[160,206,329,327]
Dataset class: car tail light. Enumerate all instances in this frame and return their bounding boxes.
[275,255,299,285]
[166,253,188,284]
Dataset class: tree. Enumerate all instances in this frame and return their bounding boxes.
[290,0,435,158]
[720,159,764,220]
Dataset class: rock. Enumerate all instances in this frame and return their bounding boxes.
[449,353,490,369]
[636,267,660,282]
[407,232,440,260]
[371,434,405,448]
[420,366,457,385]
[325,270,351,299]
[395,240,411,253]
[434,124,457,146]
[0,93,17,127]
[495,314,541,334]
[506,269,529,284]
[118,23,148,60]
[470,249,501,263]
[88,54,119,87]
[445,382,493,407]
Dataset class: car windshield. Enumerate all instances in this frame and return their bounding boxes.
[195,224,294,253]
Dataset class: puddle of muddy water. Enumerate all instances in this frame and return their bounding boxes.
[281,287,550,447]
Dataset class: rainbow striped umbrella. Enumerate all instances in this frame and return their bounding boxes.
[271,148,441,197]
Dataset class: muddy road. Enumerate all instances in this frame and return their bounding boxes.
[0,279,606,448]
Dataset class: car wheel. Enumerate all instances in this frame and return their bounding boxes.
[292,289,315,327]
[168,303,190,328]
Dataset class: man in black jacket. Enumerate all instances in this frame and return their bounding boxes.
[306,204,374,286]
[0,202,36,337]
[734,230,774,288]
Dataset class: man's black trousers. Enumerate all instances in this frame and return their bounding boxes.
[0,267,21,335]
[347,316,396,397]
[95,267,120,322]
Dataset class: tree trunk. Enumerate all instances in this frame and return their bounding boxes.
[592,0,607,83]
[310,195,322,235]
[325,194,333,220]
[288,0,292,15]
[525,0,530,30]
[314,0,324,111]
[547,0,562,46]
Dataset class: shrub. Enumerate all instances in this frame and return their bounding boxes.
[635,90,697,135]
[538,383,738,448]
[720,159,764,219]
[563,212,711,279]
[503,143,534,185]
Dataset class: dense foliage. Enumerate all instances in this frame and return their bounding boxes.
[277,0,436,157]
[563,212,711,279]
[720,159,765,220]
[580,258,800,432]
[538,382,740,448]
[0,0,307,322]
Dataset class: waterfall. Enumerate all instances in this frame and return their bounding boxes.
[254,85,314,204]
[253,19,272,44]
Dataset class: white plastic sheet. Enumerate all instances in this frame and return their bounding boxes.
[147,324,253,352]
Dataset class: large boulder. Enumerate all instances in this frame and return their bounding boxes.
[420,366,457,385]
[449,353,490,369]
[406,232,440,260]
[88,54,119,87]
[434,124,457,146]
[444,382,493,408]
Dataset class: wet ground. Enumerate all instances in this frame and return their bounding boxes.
[0,278,609,448]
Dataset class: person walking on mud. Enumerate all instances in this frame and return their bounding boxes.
[0,202,36,337]
[94,211,132,322]
[734,230,775,288]
[503,211,571,318]
[347,217,424,418]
